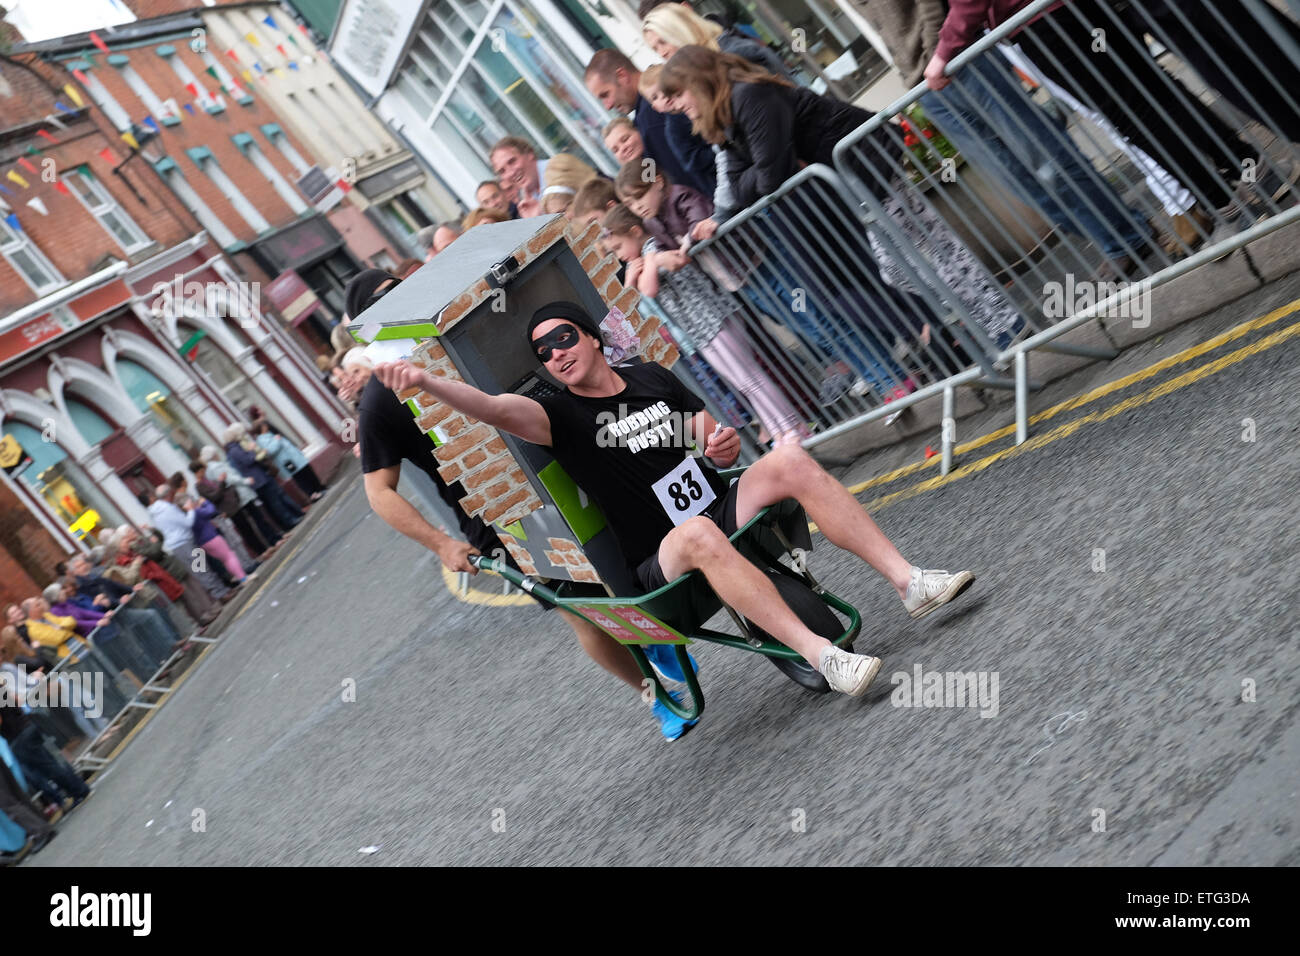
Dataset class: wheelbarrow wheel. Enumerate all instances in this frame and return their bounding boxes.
[745,569,845,694]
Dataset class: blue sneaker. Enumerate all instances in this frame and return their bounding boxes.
[652,689,699,742]
[643,644,698,684]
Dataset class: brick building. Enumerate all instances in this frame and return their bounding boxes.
[0,18,350,597]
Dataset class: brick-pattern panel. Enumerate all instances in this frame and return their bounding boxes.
[543,536,599,581]
[406,339,544,530]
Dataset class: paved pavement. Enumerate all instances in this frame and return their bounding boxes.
[29,284,1300,866]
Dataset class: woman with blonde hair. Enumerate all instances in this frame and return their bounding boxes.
[641,3,790,79]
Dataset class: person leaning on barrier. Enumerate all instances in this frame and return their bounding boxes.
[344,271,698,742]
[117,518,221,628]
[66,555,181,667]
[199,445,284,560]
[930,0,1275,247]
[375,300,977,707]
[222,426,303,535]
[147,482,233,601]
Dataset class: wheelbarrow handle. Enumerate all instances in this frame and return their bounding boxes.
[469,554,561,604]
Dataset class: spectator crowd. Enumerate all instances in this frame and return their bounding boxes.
[0,414,327,864]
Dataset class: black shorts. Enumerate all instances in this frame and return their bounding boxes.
[631,479,742,593]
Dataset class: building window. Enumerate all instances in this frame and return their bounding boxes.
[113,60,170,124]
[186,148,272,234]
[166,51,221,112]
[181,330,305,446]
[155,160,239,249]
[260,124,311,176]
[236,135,308,214]
[71,66,132,131]
[0,214,64,294]
[62,168,151,253]
[116,359,214,461]
[4,419,127,545]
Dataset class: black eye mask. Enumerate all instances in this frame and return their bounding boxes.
[532,323,581,363]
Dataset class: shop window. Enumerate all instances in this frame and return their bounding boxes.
[117,359,215,461]
[3,420,126,545]
[180,329,305,447]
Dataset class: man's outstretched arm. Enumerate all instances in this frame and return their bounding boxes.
[363,466,477,573]
[374,361,552,447]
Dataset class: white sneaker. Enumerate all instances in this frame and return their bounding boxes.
[903,566,975,620]
[818,646,883,697]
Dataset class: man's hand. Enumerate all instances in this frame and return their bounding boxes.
[374,360,434,395]
[97,616,110,627]
[436,540,479,574]
[924,54,950,90]
[690,218,719,241]
[705,426,741,467]
[93,594,109,608]
[118,593,132,605]
[516,189,542,218]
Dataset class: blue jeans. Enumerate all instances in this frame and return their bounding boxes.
[920,51,1146,259]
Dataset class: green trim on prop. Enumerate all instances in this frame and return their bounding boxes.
[499,520,526,541]
[372,324,439,341]
[537,460,606,545]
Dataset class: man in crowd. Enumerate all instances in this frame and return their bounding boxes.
[489,137,548,218]
[585,48,715,196]
[147,483,233,601]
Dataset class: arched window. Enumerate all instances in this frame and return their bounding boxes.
[117,359,215,461]
[179,325,306,446]
[3,420,126,545]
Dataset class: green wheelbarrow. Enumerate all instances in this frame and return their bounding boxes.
[470,490,861,722]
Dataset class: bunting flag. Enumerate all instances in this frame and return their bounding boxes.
[16,157,38,175]
[262,14,277,29]
[53,180,71,196]
[241,69,253,83]
[43,114,67,130]
[4,214,20,232]
[276,44,287,57]
[183,102,195,115]
[98,147,117,165]
[90,31,109,54]
[6,171,30,189]
[225,48,239,62]
[273,67,286,79]
[76,163,92,178]
[205,66,219,80]
[54,101,75,114]
[36,129,59,143]
[185,81,199,98]
[252,63,263,73]
[64,83,85,107]
[142,116,160,132]
[287,34,299,49]
[287,62,299,71]
[245,32,260,46]
[336,178,352,194]
[27,197,49,216]
[0,184,11,196]
[24,146,40,157]
[120,130,139,150]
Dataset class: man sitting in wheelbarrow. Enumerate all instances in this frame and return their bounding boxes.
[375,301,975,730]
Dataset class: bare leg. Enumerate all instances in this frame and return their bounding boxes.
[561,610,644,690]
[658,517,835,667]
[733,444,913,596]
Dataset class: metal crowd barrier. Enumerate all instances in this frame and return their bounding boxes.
[680,0,1300,468]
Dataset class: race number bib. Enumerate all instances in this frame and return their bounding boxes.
[651,458,717,526]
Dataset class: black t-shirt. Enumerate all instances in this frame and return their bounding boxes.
[536,362,730,570]
[358,375,499,556]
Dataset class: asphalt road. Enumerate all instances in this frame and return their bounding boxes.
[31,298,1300,866]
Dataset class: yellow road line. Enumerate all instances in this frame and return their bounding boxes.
[860,317,1300,514]
[439,565,535,606]
[843,296,1300,495]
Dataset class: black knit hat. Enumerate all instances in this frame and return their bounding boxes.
[345,269,401,322]
[526,301,604,349]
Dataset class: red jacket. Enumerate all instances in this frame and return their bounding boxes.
[116,551,185,602]
[936,1,1064,64]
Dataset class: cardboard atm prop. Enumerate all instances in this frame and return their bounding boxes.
[348,215,680,594]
